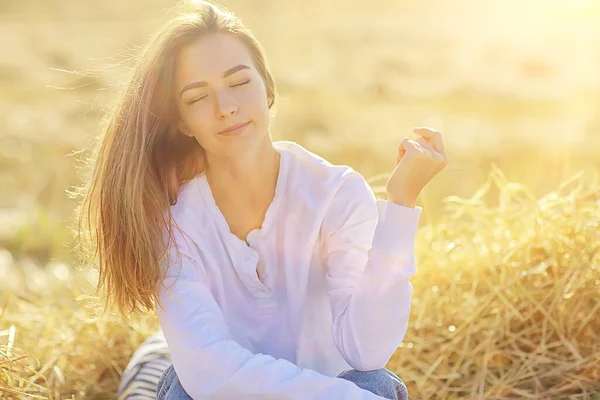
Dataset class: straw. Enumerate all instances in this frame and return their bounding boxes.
[1,166,599,399]
[388,166,600,399]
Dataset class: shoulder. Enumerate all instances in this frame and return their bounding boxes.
[276,140,376,216]
[276,140,373,197]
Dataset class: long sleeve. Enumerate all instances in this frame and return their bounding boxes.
[322,171,422,371]
[155,248,390,400]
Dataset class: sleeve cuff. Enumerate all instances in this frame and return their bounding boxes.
[369,200,422,275]
[374,200,422,248]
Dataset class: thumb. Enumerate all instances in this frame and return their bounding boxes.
[396,148,406,166]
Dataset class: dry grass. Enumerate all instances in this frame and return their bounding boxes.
[385,167,600,399]
[2,0,600,398]
[0,266,160,400]
[1,168,599,399]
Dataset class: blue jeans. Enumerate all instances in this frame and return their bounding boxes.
[156,364,408,399]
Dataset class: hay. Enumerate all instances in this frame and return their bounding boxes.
[1,166,599,399]
[0,266,160,399]
[387,166,600,399]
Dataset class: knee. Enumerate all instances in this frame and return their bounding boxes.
[338,367,389,380]
[338,368,408,400]
[383,369,409,399]
[338,368,391,391]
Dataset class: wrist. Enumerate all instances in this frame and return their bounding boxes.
[386,194,417,208]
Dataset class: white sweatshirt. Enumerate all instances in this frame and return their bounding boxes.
[155,140,422,399]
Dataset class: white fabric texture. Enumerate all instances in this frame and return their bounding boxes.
[155,140,422,399]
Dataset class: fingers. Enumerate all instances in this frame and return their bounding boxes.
[398,137,426,156]
[397,137,427,166]
[398,134,448,170]
[398,137,419,157]
[415,137,443,161]
[413,127,447,158]
[396,138,407,165]
[398,137,411,151]
[396,150,404,166]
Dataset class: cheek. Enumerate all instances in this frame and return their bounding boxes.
[246,84,271,116]
[184,105,213,132]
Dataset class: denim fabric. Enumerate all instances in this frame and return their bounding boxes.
[156,364,408,400]
[337,368,408,400]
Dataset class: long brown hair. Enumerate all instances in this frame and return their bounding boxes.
[75,0,277,317]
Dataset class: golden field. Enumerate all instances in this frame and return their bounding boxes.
[1,0,599,398]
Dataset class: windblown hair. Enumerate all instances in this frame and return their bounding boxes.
[75,0,277,317]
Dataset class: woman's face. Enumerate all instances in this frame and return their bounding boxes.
[173,33,273,156]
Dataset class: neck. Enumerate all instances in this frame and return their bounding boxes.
[204,139,281,203]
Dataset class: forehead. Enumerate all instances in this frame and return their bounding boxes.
[174,33,254,84]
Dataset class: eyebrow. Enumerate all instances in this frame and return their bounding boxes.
[179,64,251,97]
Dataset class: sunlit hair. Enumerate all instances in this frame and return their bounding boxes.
[74,0,277,317]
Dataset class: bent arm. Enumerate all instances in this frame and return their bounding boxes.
[323,171,422,371]
[156,251,389,399]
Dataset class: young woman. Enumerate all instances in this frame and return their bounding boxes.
[78,1,448,399]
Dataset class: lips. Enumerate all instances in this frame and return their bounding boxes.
[219,121,250,135]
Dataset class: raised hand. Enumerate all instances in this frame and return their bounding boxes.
[386,127,449,208]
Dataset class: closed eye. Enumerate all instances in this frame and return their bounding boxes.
[187,80,251,105]
[232,79,251,87]
[188,96,207,105]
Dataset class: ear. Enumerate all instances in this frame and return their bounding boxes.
[178,120,192,137]
[267,91,274,109]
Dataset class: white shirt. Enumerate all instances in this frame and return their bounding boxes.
[156,140,422,399]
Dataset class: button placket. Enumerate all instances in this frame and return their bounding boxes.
[239,249,271,295]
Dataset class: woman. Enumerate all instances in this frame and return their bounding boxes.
[78,1,448,399]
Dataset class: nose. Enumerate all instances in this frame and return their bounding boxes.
[214,91,237,119]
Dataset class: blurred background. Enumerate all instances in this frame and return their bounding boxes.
[1,0,599,264]
[1,1,599,399]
